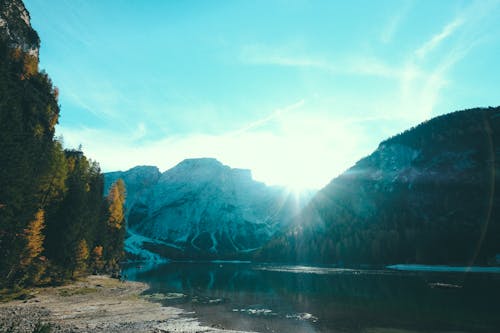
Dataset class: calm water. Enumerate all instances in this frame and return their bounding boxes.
[122,262,500,333]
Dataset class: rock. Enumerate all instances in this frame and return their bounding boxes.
[105,158,314,259]
[0,0,40,57]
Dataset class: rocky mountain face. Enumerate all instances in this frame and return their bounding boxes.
[0,0,39,57]
[105,158,311,261]
[257,107,500,265]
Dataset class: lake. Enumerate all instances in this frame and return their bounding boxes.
[122,262,500,333]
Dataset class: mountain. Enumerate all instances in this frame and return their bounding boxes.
[257,107,500,266]
[105,158,312,261]
[0,0,39,57]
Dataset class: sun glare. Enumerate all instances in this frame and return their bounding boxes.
[249,160,326,194]
[285,181,315,194]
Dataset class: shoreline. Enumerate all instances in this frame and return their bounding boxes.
[0,275,253,333]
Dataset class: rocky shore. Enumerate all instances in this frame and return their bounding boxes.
[0,275,253,333]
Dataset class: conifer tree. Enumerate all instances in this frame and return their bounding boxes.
[74,239,89,278]
[20,209,45,268]
[107,179,126,229]
[104,179,126,272]
[1,1,115,288]
[0,41,60,286]
[13,209,47,285]
[90,245,104,273]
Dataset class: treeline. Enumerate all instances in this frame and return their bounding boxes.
[0,36,126,288]
[257,108,500,265]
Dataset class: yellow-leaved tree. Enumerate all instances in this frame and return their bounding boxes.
[105,179,126,272]
[90,245,104,273]
[107,179,126,229]
[73,239,89,278]
[21,209,45,267]
[19,209,47,284]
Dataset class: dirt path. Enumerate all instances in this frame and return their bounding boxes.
[0,275,254,333]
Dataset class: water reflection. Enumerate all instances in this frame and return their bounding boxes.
[123,262,500,332]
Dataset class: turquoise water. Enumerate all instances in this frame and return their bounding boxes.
[123,262,500,332]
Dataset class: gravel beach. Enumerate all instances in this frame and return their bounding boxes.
[0,275,254,333]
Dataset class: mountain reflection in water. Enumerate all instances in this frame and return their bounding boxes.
[123,262,500,332]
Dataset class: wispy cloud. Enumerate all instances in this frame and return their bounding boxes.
[402,0,500,120]
[63,88,103,118]
[240,44,328,68]
[415,18,464,59]
[58,99,375,189]
[240,43,419,80]
[131,122,147,140]
[51,0,500,190]
[32,0,93,48]
[60,76,126,117]
[238,0,497,127]
[232,99,305,135]
[380,0,413,43]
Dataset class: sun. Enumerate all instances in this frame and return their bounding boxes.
[285,182,313,195]
[249,158,326,194]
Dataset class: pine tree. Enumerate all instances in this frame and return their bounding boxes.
[73,239,89,278]
[1,2,115,287]
[44,151,98,280]
[0,41,60,286]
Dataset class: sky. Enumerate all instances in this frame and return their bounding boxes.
[25,0,500,190]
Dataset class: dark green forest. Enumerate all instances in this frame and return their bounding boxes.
[0,17,126,289]
[257,108,500,266]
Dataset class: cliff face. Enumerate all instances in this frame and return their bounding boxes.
[258,107,500,265]
[105,158,311,260]
[0,0,39,57]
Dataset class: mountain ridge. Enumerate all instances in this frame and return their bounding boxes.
[105,158,313,261]
[106,107,500,265]
[257,107,500,265]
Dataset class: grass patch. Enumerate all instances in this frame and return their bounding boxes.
[58,287,97,297]
[0,288,34,303]
[33,322,52,333]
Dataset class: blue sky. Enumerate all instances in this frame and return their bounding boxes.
[25,0,500,189]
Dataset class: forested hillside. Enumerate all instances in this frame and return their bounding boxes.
[0,0,125,288]
[257,108,500,266]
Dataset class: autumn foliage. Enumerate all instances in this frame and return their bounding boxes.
[0,30,126,288]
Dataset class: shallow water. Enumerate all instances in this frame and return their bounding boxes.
[123,262,500,332]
